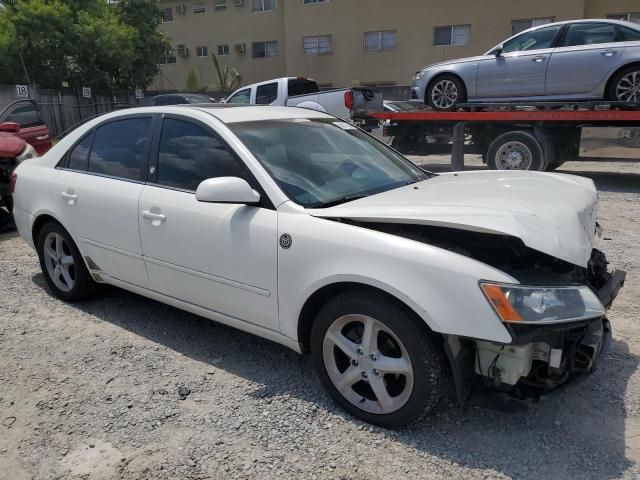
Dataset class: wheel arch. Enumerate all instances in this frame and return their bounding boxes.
[297,281,441,355]
[604,61,640,100]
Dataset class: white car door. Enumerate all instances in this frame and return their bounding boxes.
[138,115,279,330]
[546,22,626,96]
[55,115,154,287]
[476,24,563,98]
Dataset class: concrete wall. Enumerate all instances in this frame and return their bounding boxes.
[153,0,640,92]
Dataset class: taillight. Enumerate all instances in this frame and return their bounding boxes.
[9,172,17,194]
[344,90,353,110]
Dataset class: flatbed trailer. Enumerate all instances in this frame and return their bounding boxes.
[368,101,640,171]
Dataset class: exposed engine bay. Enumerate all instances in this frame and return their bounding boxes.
[343,220,626,401]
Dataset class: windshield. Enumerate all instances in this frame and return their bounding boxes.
[230,119,428,208]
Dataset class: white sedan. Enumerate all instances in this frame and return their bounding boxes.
[11,105,624,427]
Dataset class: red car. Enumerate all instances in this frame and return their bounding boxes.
[0,99,52,215]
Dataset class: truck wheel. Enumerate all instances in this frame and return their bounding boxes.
[607,65,640,103]
[310,290,447,428]
[427,75,466,112]
[36,221,99,301]
[486,131,544,171]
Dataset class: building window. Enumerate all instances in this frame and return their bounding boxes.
[252,40,278,58]
[196,46,208,57]
[193,2,206,13]
[217,44,230,55]
[161,7,173,22]
[303,35,332,54]
[364,30,397,51]
[252,0,276,12]
[161,50,177,64]
[607,13,640,24]
[304,0,330,4]
[511,17,554,35]
[215,0,227,10]
[434,24,470,46]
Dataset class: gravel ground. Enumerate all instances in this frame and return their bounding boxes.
[0,157,639,480]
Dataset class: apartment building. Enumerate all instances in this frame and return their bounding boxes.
[152,0,640,92]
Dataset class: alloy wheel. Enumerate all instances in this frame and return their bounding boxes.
[322,314,414,415]
[43,232,75,292]
[615,71,640,102]
[431,79,458,110]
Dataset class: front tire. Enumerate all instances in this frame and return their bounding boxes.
[310,290,447,428]
[607,65,640,103]
[1,195,13,213]
[36,221,99,301]
[426,75,467,111]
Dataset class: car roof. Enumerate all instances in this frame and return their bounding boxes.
[522,18,640,32]
[93,105,334,124]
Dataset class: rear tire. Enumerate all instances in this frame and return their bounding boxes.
[607,65,640,103]
[486,131,544,171]
[310,289,447,428]
[426,75,467,112]
[36,221,99,301]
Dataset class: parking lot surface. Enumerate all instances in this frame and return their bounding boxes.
[0,157,639,480]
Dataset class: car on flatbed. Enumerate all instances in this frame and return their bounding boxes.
[11,104,625,427]
[412,19,640,111]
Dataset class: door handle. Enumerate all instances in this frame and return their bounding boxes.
[532,56,545,63]
[601,50,615,57]
[36,134,50,141]
[142,210,166,222]
[61,191,78,204]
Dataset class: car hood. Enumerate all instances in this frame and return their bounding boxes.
[0,132,25,158]
[307,171,599,267]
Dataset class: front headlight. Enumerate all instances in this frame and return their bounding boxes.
[480,282,605,324]
[413,71,425,81]
[16,143,38,164]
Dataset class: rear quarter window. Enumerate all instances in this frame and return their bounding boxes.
[287,79,320,97]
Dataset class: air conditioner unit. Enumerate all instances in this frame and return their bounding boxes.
[233,0,244,6]
[177,45,190,57]
[235,43,246,55]
[175,4,186,14]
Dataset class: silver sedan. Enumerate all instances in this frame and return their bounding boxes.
[412,19,640,111]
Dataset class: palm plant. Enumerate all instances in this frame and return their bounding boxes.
[210,52,241,92]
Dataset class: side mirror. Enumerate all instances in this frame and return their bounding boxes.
[0,121,20,133]
[195,177,261,205]
[494,45,504,57]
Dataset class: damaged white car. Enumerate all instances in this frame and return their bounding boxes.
[11,106,625,427]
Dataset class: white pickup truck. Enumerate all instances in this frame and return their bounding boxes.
[224,77,382,127]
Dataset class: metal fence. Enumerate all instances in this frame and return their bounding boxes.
[0,84,144,138]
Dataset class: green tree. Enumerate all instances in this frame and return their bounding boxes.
[185,69,200,92]
[113,0,170,89]
[0,0,170,89]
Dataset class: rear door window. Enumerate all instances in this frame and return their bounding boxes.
[88,117,152,181]
[256,83,278,105]
[156,118,250,191]
[560,22,617,47]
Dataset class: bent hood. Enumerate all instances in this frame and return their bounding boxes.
[308,171,598,267]
[0,132,25,158]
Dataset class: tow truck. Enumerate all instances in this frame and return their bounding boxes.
[357,100,640,171]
